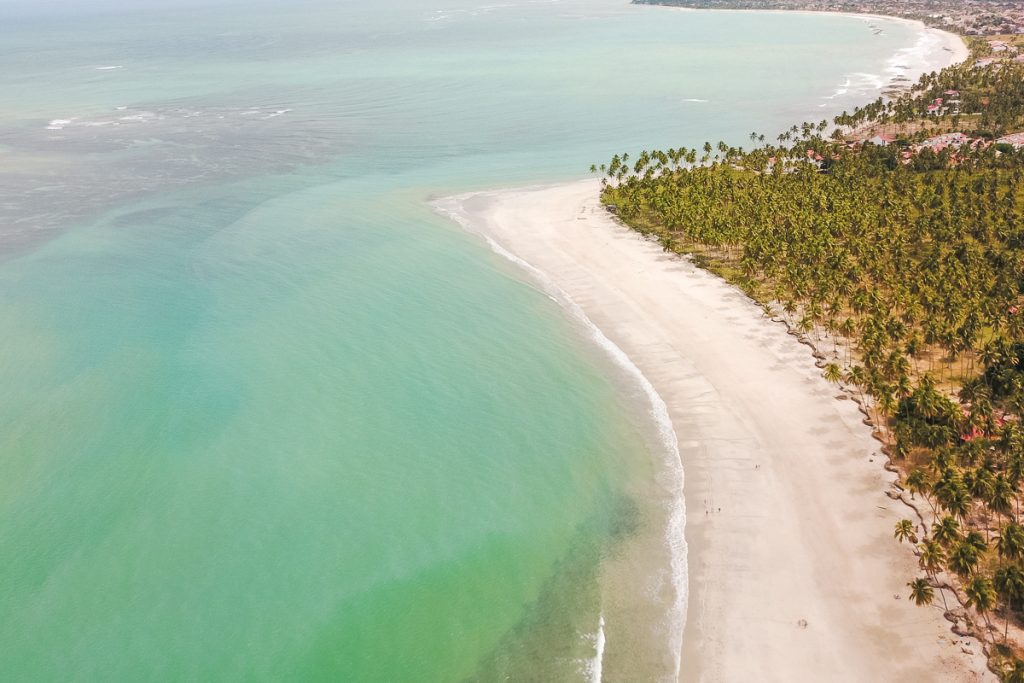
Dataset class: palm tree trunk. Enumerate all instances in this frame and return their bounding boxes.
[933,573,950,611]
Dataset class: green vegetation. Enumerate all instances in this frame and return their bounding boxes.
[595,56,1024,678]
[835,57,1024,139]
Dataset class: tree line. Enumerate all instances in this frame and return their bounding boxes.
[595,57,1024,680]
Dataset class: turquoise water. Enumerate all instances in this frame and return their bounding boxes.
[0,2,926,680]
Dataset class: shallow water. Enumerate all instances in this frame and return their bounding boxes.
[0,1,934,679]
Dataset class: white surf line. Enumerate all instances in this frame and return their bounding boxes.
[434,192,688,680]
[590,614,606,683]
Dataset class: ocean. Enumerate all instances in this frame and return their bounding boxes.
[0,1,943,679]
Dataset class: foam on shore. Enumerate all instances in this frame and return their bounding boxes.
[821,16,968,105]
[435,192,688,680]
[434,179,994,682]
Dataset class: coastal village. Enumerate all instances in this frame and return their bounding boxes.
[842,36,1024,159]
[858,126,1024,156]
[641,1,1024,167]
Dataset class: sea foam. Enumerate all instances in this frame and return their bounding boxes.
[434,192,688,681]
[583,614,606,682]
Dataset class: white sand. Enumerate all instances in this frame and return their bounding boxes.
[649,6,970,77]
[434,179,994,682]
[921,21,970,70]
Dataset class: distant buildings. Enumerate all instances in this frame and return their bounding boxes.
[997,132,1024,149]
[866,134,895,146]
[918,132,969,152]
[638,1,1024,36]
[924,94,959,116]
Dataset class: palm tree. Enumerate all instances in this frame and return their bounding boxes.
[905,469,933,510]
[846,365,869,403]
[998,522,1024,562]
[1004,659,1024,683]
[965,575,997,633]
[989,475,1015,525]
[944,487,971,524]
[932,516,961,547]
[917,539,949,610]
[994,564,1024,639]
[964,531,988,555]
[919,539,946,574]
[948,540,980,578]
[969,467,996,504]
[894,519,916,544]
[907,577,934,606]
[823,362,843,384]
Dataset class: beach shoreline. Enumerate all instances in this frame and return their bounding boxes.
[648,6,970,92]
[434,179,995,680]
[429,7,981,680]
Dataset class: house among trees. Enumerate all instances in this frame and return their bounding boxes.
[997,132,1024,149]
[918,132,970,151]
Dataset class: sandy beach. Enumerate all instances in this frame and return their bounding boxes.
[435,179,995,681]
[653,6,971,81]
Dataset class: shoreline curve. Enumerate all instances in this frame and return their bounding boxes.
[434,179,995,681]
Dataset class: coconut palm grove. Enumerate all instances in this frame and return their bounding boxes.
[597,42,1024,679]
